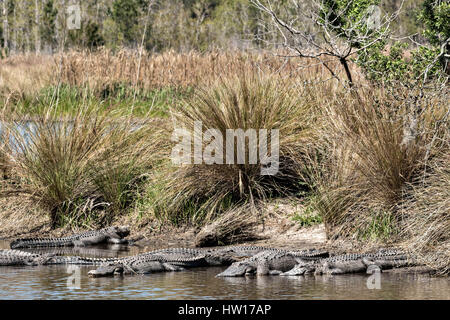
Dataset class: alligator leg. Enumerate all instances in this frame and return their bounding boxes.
[362,257,381,274]
[280,261,316,276]
[161,263,186,272]
[256,262,270,275]
[315,260,367,275]
[280,266,308,276]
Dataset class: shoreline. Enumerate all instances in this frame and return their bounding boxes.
[0,217,439,277]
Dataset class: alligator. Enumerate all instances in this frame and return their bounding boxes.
[280,249,412,276]
[0,246,254,268]
[0,250,54,266]
[1,245,330,278]
[85,247,269,277]
[87,254,210,277]
[215,248,329,277]
[9,226,131,249]
[0,249,119,266]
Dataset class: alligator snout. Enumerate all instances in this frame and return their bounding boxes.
[115,225,131,238]
[88,263,124,277]
[216,264,254,277]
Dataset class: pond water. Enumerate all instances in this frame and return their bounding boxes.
[0,240,448,300]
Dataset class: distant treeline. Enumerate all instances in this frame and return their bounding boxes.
[0,0,427,54]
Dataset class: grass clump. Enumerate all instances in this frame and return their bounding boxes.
[153,72,318,224]
[3,108,167,228]
[401,151,450,275]
[306,83,449,273]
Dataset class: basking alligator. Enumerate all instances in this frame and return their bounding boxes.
[87,247,329,277]
[281,249,411,276]
[0,249,119,266]
[216,248,328,277]
[216,248,411,277]
[10,226,131,249]
[1,245,332,277]
[87,254,211,277]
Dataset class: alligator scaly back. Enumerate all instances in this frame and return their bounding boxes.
[281,248,411,276]
[0,249,123,266]
[10,226,130,249]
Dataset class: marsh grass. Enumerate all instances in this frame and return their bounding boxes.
[0,50,448,273]
[153,71,318,224]
[3,108,168,228]
[401,146,450,274]
[307,85,448,263]
[1,83,189,118]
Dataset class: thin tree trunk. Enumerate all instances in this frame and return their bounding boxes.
[58,0,66,52]
[13,4,17,53]
[2,0,8,50]
[34,0,40,53]
[340,57,353,87]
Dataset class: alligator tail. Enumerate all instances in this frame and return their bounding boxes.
[10,237,74,249]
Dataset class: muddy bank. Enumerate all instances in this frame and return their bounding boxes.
[0,196,328,249]
[0,202,328,250]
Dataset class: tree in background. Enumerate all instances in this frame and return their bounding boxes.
[251,0,400,86]
[356,0,449,84]
[419,0,449,76]
[40,0,58,52]
[111,0,140,47]
[0,0,445,57]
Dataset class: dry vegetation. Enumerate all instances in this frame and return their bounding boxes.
[0,50,448,274]
[0,49,332,100]
[153,72,319,223]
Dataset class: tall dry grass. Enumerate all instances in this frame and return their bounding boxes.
[3,108,168,228]
[306,84,449,272]
[401,128,449,274]
[152,71,321,224]
[1,49,342,101]
[57,48,335,90]
[0,54,54,110]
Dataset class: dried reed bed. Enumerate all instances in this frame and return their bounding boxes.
[1,49,343,99]
[57,48,336,90]
[0,54,54,106]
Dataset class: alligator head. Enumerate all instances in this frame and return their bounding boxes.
[88,263,124,277]
[204,252,239,266]
[110,226,130,238]
[216,261,256,277]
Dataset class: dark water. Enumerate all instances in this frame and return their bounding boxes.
[0,241,449,300]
